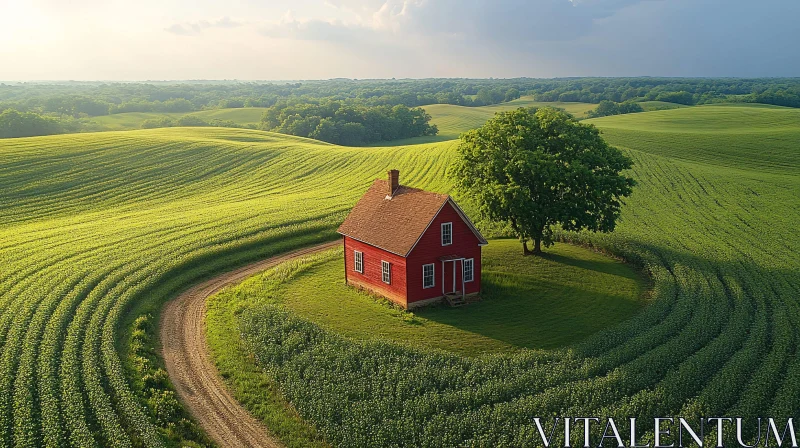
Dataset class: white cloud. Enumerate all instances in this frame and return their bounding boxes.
[165,16,243,36]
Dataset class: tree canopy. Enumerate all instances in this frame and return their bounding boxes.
[450,107,635,254]
[260,100,438,145]
[0,109,63,138]
[586,100,644,118]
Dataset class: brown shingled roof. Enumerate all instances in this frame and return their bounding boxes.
[337,178,487,257]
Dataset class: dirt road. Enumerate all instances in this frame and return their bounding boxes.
[160,241,340,448]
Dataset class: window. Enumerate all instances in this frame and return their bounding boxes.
[354,251,363,273]
[463,258,474,282]
[382,260,391,284]
[441,222,452,246]
[422,264,435,289]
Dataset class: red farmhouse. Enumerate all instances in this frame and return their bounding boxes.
[337,170,488,309]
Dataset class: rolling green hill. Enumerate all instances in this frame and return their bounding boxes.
[84,112,183,130]
[190,107,268,125]
[85,107,270,130]
[0,104,798,446]
[83,98,593,137]
[423,98,595,139]
[587,105,800,173]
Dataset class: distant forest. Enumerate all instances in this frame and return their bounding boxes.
[2,78,800,139]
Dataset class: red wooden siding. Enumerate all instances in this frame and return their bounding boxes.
[343,236,408,307]
[405,202,482,304]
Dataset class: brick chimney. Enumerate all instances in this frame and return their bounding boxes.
[387,169,399,197]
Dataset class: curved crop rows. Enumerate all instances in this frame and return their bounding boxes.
[232,141,800,446]
[0,103,798,446]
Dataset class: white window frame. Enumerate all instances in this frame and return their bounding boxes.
[463,258,474,283]
[354,250,363,273]
[381,260,391,284]
[422,263,435,289]
[441,222,453,246]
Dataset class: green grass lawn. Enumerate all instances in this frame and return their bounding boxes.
[229,239,645,357]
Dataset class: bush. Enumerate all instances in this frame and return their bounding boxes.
[141,117,175,129]
[0,109,63,138]
[127,314,212,447]
[586,100,644,118]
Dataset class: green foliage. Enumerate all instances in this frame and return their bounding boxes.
[141,116,177,129]
[586,100,644,118]
[127,315,213,447]
[261,100,438,145]
[654,90,696,105]
[450,107,635,253]
[0,108,63,138]
[140,115,246,130]
[175,115,210,127]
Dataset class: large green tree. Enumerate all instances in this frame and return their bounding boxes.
[450,107,635,254]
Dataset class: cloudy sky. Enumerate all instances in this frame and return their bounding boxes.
[1,0,798,80]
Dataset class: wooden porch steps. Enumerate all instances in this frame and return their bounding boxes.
[444,292,466,307]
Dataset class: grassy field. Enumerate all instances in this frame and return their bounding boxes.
[380,98,595,145]
[638,100,690,111]
[587,105,800,173]
[423,98,596,138]
[85,111,183,130]
[86,107,269,130]
[0,103,799,446]
[211,240,644,358]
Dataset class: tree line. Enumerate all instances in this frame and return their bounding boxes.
[586,100,644,118]
[140,115,243,130]
[0,80,526,119]
[4,78,800,139]
[529,77,800,107]
[4,78,799,122]
[260,100,438,145]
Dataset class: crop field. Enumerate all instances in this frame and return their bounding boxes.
[0,103,799,447]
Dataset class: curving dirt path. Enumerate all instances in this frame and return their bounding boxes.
[160,241,340,448]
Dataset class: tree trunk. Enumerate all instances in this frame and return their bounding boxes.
[523,235,544,256]
[533,237,542,254]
